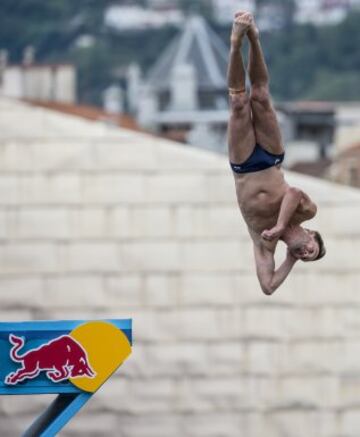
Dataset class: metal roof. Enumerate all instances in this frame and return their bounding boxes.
[147,16,229,91]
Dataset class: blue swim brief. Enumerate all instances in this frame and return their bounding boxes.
[230,143,284,174]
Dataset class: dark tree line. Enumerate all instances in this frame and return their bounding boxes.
[0,1,359,104]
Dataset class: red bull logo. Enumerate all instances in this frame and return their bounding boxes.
[0,319,132,437]
[5,334,96,385]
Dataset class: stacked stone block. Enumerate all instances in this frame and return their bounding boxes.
[0,98,360,436]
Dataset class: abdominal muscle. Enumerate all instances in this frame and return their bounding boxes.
[234,166,288,235]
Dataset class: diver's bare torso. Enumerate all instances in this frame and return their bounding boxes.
[234,165,287,240]
[234,165,311,249]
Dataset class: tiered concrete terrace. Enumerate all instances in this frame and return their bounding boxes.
[0,97,360,436]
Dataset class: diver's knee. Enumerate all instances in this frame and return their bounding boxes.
[250,85,271,107]
[230,92,249,118]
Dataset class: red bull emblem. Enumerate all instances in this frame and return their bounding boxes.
[5,334,96,385]
[0,319,132,436]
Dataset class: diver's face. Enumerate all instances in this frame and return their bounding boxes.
[291,231,319,262]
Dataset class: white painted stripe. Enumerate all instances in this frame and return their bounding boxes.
[174,21,194,67]
[194,17,223,86]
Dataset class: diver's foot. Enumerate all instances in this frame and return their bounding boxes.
[231,11,253,48]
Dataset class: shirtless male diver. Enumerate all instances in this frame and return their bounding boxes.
[228,12,326,295]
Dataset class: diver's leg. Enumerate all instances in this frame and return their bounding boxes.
[227,12,256,164]
[247,18,284,155]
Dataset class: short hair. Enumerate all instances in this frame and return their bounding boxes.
[313,231,326,261]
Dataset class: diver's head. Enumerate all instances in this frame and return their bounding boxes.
[286,228,326,262]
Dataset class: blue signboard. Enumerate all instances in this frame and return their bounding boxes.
[0,319,132,436]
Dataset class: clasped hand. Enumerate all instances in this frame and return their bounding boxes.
[261,224,285,241]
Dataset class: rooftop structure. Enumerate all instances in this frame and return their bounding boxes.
[278,101,336,169]
[146,15,228,106]
[132,15,230,151]
[0,48,76,104]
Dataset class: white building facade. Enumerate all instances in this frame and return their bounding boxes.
[294,0,351,25]
[212,0,256,24]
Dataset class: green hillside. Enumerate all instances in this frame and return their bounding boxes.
[0,1,359,104]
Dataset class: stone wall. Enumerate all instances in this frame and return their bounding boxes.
[0,98,360,437]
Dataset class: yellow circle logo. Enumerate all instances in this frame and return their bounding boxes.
[69,321,131,393]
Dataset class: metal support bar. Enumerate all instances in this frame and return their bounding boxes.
[22,392,92,437]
